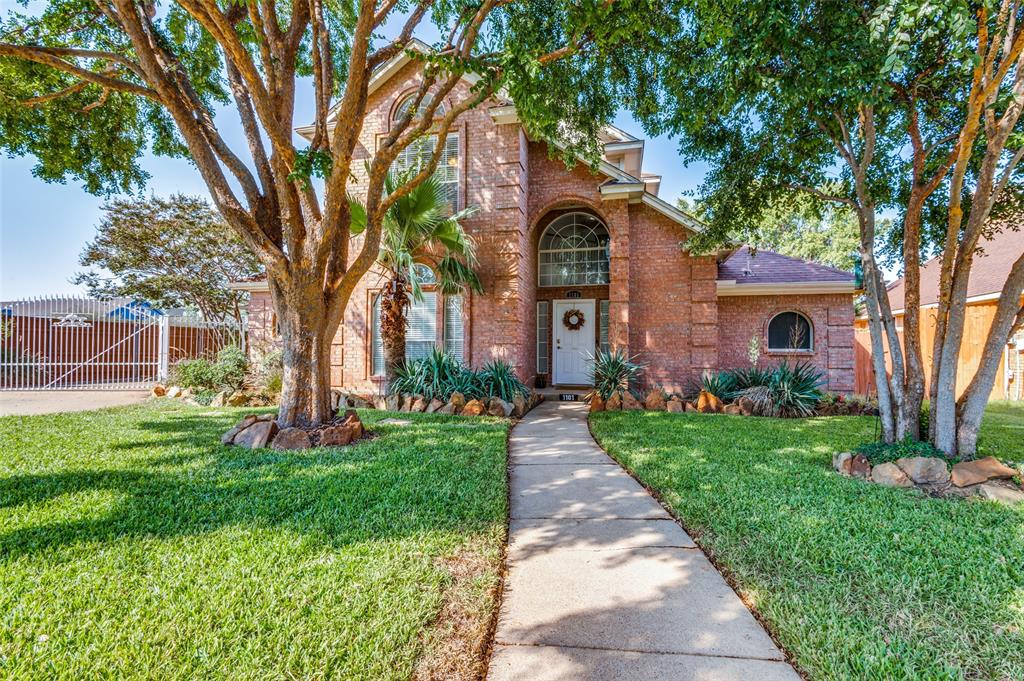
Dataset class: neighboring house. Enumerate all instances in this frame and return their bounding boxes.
[234,41,858,394]
[854,227,1024,400]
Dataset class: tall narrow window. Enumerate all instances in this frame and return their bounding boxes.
[370,291,439,376]
[444,294,464,362]
[536,301,550,374]
[599,300,610,353]
[392,134,459,213]
[538,212,610,286]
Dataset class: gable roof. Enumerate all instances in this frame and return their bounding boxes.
[886,225,1024,312]
[716,246,857,296]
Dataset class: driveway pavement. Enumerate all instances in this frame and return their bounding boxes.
[487,399,799,681]
[0,390,150,416]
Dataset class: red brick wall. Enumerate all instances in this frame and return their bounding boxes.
[716,294,855,392]
[242,65,857,396]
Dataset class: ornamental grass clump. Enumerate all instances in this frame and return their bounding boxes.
[588,349,645,400]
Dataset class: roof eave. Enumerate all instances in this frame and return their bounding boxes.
[717,280,858,296]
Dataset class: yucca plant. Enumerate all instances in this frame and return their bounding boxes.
[730,366,773,392]
[697,371,738,401]
[478,359,529,402]
[588,349,645,400]
[390,348,475,402]
[739,361,824,417]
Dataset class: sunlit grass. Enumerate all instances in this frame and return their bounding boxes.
[591,409,1024,681]
[0,401,508,680]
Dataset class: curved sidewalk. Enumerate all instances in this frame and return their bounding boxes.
[487,399,799,681]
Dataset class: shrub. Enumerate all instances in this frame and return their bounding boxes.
[478,359,529,402]
[213,345,248,391]
[170,357,218,389]
[855,437,954,466]
[391,348,470,402]
[259,349,283,395]
[589,349,645,400]
[737,361,825,418]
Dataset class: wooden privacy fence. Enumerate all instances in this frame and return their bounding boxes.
[1,296,242,390]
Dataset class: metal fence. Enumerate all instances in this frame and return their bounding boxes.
[1,295,243,390]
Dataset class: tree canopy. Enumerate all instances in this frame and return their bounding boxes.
[73,194,262,323]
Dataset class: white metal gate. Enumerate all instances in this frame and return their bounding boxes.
[1,295,242,391]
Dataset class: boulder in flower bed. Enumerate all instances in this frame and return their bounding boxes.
[426,398,444,413]
[450,392,467,412]
[605,392,622,411]
[589,393,605,413]
[512,393,528,418]
[622,392,643,411]
[461,399,486,416]
[150,384,167,398]
[696,390,723,413]
[231,418,278,449]
[272,427,312,450]
[870,462,913,488]
[488,397,514,417]
[951,456,1018,487]
[222,409,366,450]
[644,390,667,411]
[895,456,950,485]
[722,403,742,415]
[685,401,697,413]
[666,398,684,413]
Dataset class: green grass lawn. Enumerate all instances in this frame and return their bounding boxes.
[0,401,509,680]
[975,401,1024,460]
[590,406,1024,681]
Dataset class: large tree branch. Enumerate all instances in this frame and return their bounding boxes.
[0,43,159,101]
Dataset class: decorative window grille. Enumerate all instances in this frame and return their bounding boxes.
[371,291,438,376]
[538,212,610,287]
[444,294,464,362]
[599,300,610,353]
[767,311,813,351]
[392,93,446,123]
[536,301,550,374]
[392,133,459,213]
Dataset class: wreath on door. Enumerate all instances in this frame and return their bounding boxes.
[562,308,585,331]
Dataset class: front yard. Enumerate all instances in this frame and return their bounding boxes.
[0,402,508,680]
[590,403,1024,680]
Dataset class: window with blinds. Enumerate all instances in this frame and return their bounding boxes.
[371,292,438,376]
[599,300,610,353]
[392,134,459,213]
[444,294,464,362]
[536,301,550,374]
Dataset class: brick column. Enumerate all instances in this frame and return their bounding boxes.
[689,256,719,373]
[607,201,630,353]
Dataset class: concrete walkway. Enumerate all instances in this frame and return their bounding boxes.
[487,400,799,681]
[0,390,150,416]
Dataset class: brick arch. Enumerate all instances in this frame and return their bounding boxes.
[528,197,611,243]
[386,87,454,132]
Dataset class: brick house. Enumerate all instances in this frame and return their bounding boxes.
[235,42,858,395]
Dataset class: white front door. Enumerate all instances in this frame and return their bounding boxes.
[553,299,596,386]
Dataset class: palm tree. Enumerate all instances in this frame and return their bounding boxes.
[364,170,483,385]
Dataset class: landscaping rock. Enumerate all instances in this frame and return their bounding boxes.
[374,395,388,410]
[833,451,870,478]
[426,398,444,413]
[871,462,913,488]
[233,420,278,449]
[723,403,742,415]
[488,397,514,417]
[896,456,950,485]
[605,392,622,411]
[644,390,667,411]
[696,390,723,413]
[833,452,853,473]
[951,456,1018,487]
[737,396,755,416]
[622,392,643,411]
[666,398,684,414]
[411,395,428,413]
[450,392,467,412]
[512,393,528,418]
[385,393,401,411]
[227,390,249,407]
[256,413,277,421]
[320,424,355,447]
[330,389,344,411]
[349,394,372,409]
[685,401,697,413]
[976,482,1024,506]
[341,412,363,439]
[462,399,485,416]
[166,386,182,399]
[221,415,259,444]
[272,427,311,450]
[437,402,457,415]
[590,393,605,413]
[150,384,167,398]
[210,390,228,407]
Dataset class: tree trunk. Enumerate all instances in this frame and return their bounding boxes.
[274,277,338,428]
[380,276,409,388]
[857,210,897,443]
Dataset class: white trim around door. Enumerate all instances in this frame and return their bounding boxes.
[552,299,596,386]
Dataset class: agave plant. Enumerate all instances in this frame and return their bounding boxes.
[739,361,824,418]
[478,359,529,402]
[588,349,646,400]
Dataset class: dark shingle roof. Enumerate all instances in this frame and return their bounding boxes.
[887,226,1023,310]
[718,246,856,285]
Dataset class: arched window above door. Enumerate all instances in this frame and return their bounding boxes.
[538,212,610,287]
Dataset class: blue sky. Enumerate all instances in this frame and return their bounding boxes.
[0,6,710,300]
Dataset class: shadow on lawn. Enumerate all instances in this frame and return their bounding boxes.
[0,410,506,560]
